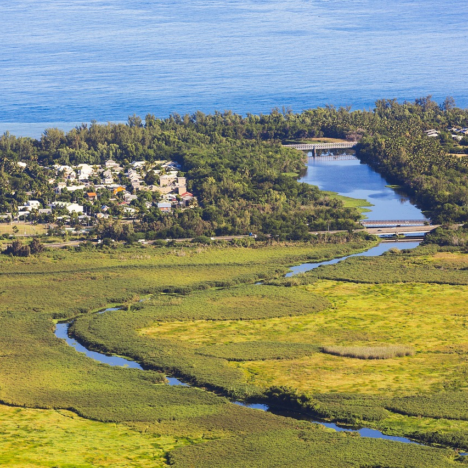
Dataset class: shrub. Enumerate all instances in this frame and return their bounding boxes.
[321,345,414,360]
[4,240,30,257]
[191,236,212,244]
[196,341,319,361]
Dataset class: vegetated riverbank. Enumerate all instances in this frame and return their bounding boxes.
[56,241,453,452]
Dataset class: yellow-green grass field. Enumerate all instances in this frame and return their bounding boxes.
[0,404,196,467]
[147,281,468,396]
[0,223,48,236]
[1,240,467,464]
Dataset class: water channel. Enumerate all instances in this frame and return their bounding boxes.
[302,151,427,221]
[54,154,431,448]
[54,239,423,447]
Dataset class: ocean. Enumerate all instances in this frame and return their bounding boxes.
[1,0,467,137]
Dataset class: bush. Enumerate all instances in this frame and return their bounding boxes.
[321,345,414,360]
[4,240,30,257]
[191,236,212,244]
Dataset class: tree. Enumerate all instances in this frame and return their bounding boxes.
[4,240,30,257]
[30,238,44,254]
[441,96,456,112]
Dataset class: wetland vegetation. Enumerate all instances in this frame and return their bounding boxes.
[1,236,468,466]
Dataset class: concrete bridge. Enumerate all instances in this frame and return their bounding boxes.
[283,142,357,156]
[361,220,429,227]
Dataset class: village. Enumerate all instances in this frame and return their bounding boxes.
[1,159,196,228]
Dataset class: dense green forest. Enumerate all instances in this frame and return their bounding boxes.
[1,96,468,238]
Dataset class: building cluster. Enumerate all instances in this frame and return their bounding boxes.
[425,128,468,142]
[449,127,468,141]
[4,159,196,223]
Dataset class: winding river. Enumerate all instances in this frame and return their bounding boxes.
[54,239,422,447]
[54,155,431,448]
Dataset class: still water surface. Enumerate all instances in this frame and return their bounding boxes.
[1,0,468,136]
[300,153,426,221]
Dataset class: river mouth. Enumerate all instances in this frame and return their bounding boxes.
[54,240,431,448]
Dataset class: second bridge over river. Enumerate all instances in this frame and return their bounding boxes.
[283,142,357,156]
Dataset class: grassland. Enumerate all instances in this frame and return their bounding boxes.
[0,405,193,467]
[0,223,48,236]
[147,280,468,396]
[1,239,467,465]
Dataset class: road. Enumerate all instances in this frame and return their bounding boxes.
[30,225,441,249]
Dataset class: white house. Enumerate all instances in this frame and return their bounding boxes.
[26,200,41,209]
[77,164,94,181]
[51,202,84,214]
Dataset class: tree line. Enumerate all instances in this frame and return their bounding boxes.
[1,96,468,238]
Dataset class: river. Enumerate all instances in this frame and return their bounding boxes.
[54,239,423,447]
[300,152,426,221]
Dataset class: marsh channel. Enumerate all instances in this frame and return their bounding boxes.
[55,154,429,447]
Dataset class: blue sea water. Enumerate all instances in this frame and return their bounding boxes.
[1,0,468,137]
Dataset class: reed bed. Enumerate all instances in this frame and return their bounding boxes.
[322,345,414,360]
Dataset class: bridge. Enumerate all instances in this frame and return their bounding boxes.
[283,142,357,156]
[308,154,357,161]
[361,220,429,227]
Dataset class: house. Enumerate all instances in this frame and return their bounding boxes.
[17,211,30,219]
[26,200,41,209]
[86,192,98,201]
[102,177,114,185]
[113,186,126,195]
[105,160,119,169]
[55,182,67,194]
[123,206,137,215]
[180,192,195,206]
[38,209,52,215]
[50,202,84,214]
[160,175,177,187]
[425,129,439,137]
[66,185,87,192]
[77,164,94,181]
[157,202,172,213]
[131,161,146,168]
[123,193,138,203]
[150,185,173,194]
